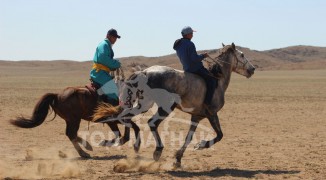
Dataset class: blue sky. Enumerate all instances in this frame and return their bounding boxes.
[1,0,325,61]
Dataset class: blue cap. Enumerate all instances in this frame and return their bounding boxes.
[107,28,121,38]
[181,26,196,36]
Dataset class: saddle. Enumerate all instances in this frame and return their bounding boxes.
[85,80,119,106]
[85,80,100,97]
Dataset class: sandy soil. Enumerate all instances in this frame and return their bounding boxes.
[0,65,325,179]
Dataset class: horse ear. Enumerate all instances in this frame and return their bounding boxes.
[231,42,235,49]
[222,43,225,47]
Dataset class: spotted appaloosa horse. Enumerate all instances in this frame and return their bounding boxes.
[93,43,255,167]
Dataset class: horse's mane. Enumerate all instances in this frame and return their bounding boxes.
[207,45,234,78]
[208,63,223,79]
[216,45,235,62]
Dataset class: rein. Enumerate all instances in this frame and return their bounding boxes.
[205,48,249,68]
[203,47,250,80]
[205,56,231,65]
[110,68,125,82]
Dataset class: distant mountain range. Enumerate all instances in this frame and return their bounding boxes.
[120,45,326,71]
[1,45,326,71]
[237,45,326,70]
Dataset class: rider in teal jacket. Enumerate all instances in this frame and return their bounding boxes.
[90,29,121,103]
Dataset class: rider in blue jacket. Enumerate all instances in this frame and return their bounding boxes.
[173,26,216,115]
[90,29,121,105]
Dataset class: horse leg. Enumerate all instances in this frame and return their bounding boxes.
[129,120,141,152]
[108,120,133,147]
[119,120,131,145]
[99,121,123,146]
[112,115,141,152]
[194,114,223,150]
[147,107,169,161]
[65,118,91,158]
[108,121,122,139]
[174,115,201,168]
[76,136,93,151]
[115,106,144,151]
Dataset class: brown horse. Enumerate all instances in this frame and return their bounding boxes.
[10,83,140,158]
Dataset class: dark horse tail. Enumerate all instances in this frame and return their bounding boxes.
[10,93,58,128]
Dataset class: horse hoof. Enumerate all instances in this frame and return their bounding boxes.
[99,140,110,146]
[83,143,93,151]
[118,138,129,146]
[99,138,121,147]
[153,150,162,161]
[194,143,201,150]
[114,138,122,146]
[120,136,130,145]
[80,152,91,158]
[173,162,181,169]
[194,140,206,150]
[133,144,140,153]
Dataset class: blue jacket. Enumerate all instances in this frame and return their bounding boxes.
[90,39,121,85]
[173,38,205,72]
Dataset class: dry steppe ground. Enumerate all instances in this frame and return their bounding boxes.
[0,59,326,179]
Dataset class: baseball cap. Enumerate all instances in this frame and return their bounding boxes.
[107,28,121,38]
[181,26,196,36]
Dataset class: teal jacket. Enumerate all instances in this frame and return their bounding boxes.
[90,39,121,85]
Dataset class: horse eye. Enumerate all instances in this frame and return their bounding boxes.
[240,53,244,58]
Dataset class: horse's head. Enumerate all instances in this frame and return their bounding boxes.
[222,43,255,78]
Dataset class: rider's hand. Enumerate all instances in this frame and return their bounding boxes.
[202,53,209,58]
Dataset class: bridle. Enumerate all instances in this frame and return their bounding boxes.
[234,49,252,68]
[205,48,251,69]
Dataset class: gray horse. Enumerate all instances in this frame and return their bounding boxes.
[93,43,255,167]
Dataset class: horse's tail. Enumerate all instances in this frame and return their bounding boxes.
[92,102,121,122]
[10,93,58,128]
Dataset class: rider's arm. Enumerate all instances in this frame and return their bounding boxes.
[96,43,121,69]
[188,42,205,62]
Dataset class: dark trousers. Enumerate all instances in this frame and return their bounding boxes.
[193,68,216,105]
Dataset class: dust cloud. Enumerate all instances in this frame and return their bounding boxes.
[0,147,81,179]
[113,156,173,173]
